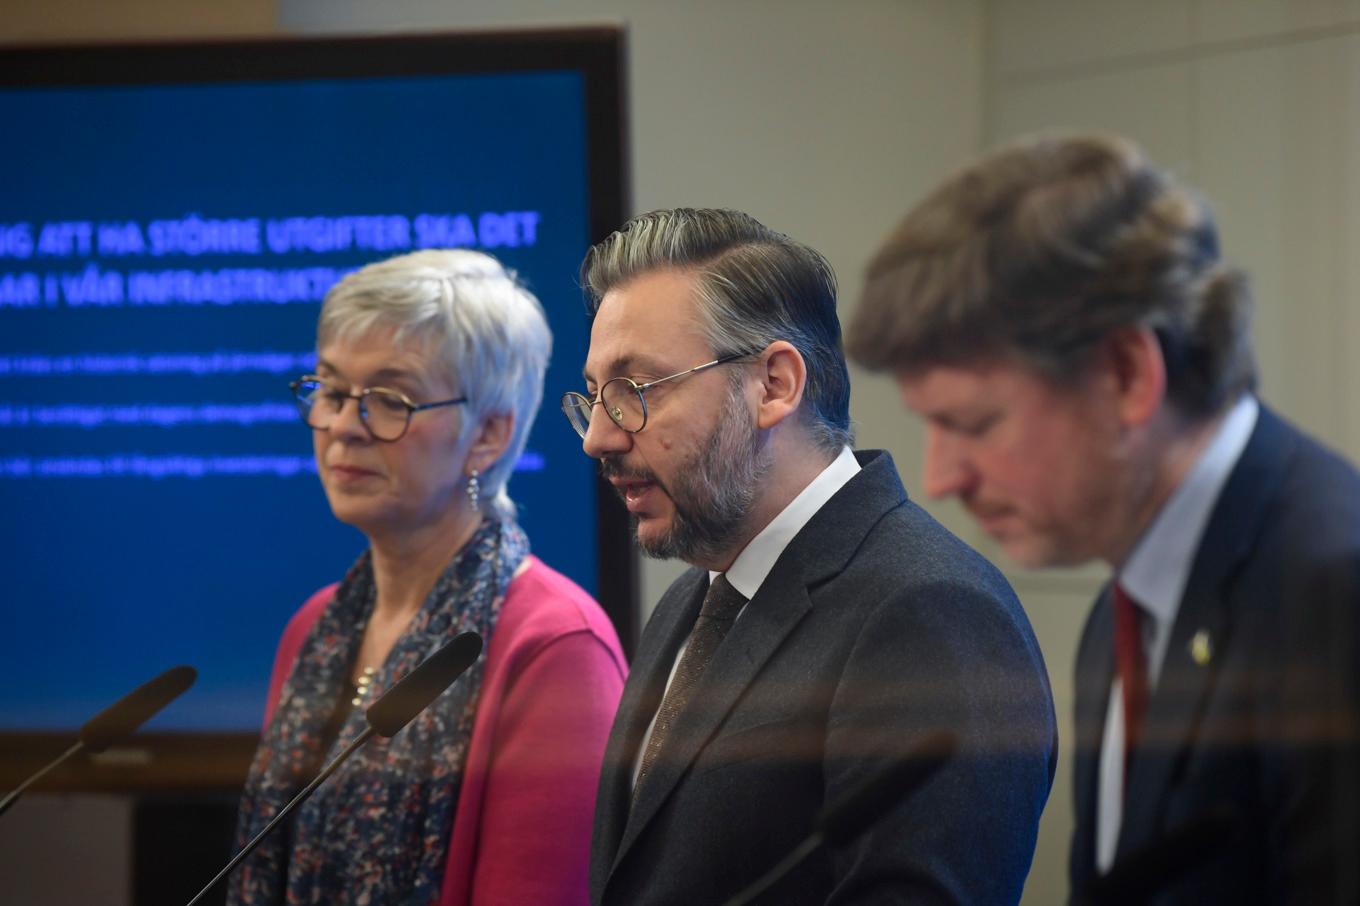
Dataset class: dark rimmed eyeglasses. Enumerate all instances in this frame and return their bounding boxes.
[290,375,467,443]
[560,352,750,439]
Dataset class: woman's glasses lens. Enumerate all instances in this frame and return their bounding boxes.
[361,390,412,440]
[292,379,327,427]
[291,378,412,441]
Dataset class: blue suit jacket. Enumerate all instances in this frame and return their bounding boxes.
[590,450,1057,905]
[1071,406,1360,903]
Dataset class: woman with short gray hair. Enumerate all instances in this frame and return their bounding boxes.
[230,249,626,906]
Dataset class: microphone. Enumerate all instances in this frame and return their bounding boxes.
[0,665,197,818]
[1073,806,1238,906]
[185,630,484,906]
[80,665,199,753]
[723,730,958,906]
[366,630,484,737]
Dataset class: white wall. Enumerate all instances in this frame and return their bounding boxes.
[0,796,133,904]
[0,0,275,42]
[982,2,1360,902]
[986,0,1360,458]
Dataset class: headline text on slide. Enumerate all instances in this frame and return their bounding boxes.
[0,211,542,308]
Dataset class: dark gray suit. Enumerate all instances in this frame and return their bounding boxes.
[1071,406,1360,903]
[590,450,1057,905]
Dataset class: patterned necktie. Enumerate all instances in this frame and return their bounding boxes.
[634,574,748,798]
[1112,582,1148,794]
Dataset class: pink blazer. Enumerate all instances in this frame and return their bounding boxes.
[263,555,627,906]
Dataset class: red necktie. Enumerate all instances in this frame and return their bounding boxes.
[1112,582,1148,793]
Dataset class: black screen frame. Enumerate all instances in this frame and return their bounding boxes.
[0,27,635,794]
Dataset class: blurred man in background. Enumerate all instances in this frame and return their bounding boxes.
[848,132,1360,904]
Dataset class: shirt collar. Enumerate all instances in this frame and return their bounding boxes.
[712,446,861,600]
[1120,395,1259,630]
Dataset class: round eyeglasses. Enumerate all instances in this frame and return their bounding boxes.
[290,375,467,442]
[560,352,749,439]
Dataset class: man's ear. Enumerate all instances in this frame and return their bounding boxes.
[464,410,515,476]
[1101,326,1167,427]
[755,340,807,430]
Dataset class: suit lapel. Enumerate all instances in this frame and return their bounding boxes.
[1071,588,1115,885]
[1116,406,1294,858]
[591,569,707,891]
[1116,566,1234,856]
[605,450,909,884]
[613,573,814,870]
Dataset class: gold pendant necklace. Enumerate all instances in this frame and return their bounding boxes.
[351,665,377,707]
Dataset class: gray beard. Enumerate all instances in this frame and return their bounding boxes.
[635,398,769,567]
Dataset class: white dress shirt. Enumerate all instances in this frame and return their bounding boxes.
[1095,395,1258,872]
[630,446,861,788]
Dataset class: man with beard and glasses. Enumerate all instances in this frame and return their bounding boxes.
[560,208,1058,906]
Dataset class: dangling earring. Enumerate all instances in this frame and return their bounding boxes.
[466,468,480,510]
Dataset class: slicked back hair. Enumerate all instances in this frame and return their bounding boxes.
[582,208,852,453]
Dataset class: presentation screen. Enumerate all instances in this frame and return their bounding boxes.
[0,30,630,788]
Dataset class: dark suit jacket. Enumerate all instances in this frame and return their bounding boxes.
[1071,405,1360,904]
[590,450,1057,905]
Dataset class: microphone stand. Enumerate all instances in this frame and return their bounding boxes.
[721,730,957,906]
[185,726,375,906]
[183,632,482,905]
[1,665,197,820]
[0,742,83,818]
[725,834,823,906]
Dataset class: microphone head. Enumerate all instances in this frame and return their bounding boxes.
[817,730,957,847]
[366,631,483,738]
[78,665,198,753]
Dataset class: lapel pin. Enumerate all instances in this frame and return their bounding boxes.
[1190,629,1213,666]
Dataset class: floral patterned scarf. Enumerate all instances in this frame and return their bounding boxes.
[229,517,528,905]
